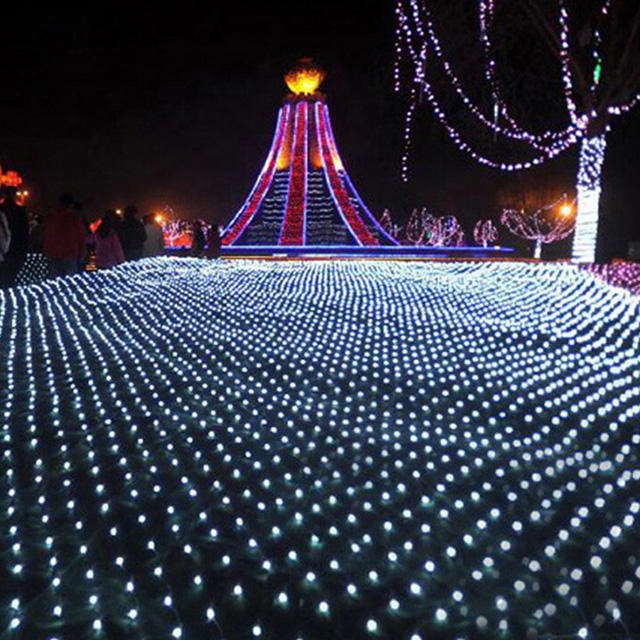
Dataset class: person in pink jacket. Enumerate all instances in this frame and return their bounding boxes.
[94,209,125,270]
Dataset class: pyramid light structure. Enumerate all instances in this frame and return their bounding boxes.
[221,59,398,252]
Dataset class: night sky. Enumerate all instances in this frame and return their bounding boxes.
[0,5,638,258]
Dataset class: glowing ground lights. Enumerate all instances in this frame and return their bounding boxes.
[1,258,639,639]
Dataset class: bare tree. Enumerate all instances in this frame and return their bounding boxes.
[395,0,640,263]
[405,208,466,245]
[405,207,429,244]
[501,196,576,259]
[379,208,403,240]
[425,214,465,246]
[474,219,498,247]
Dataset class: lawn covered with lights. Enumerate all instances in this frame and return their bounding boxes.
[1,258,639,640]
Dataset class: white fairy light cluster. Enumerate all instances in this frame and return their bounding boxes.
[574,135,607,263]
[501,196,576,260]
[581,261,640,297]
[394,0,640,263]
[405,208,465,247]
[15,253,49,286]
[1,257,640,640]
[394,0,585,178]
[473,219,498,248]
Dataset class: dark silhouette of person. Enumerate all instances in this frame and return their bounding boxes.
[73,200,93,272]
[0,185,30,288]
[205,220,222,259]
[0,208,10,278]
[94,209,125,269]
[142,213,165,258]
[119,205,147,261]
[191,219,206,257]
[28,211,44,254]
[42,192,86,279]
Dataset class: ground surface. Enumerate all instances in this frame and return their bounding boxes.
[1,258,639,640]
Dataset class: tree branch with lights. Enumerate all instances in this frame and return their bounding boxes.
[500,196,575,259]
[474,219,499,248]
[395,0,640,263]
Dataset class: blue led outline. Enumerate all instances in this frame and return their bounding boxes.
[222,104,289,239]
[221,244,515,253]
[302,102,309,245]
[321,104,399,245]
[315,102,363,246]
[278,102,304,245]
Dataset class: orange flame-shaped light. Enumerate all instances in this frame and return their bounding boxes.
[285,58,326,96]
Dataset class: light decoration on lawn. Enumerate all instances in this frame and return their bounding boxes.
[394,0,640,263]
[405,207,429,245]
[157,204,201,250]
[473,219,498,248]
[379,208,403,241]
[1,258,640,638]
[221,59,396,249]
[501,195,576,259]
[423,214,464,246]
[405,208,465,246]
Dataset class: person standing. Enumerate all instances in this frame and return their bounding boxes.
[73,200,93,272]
[94,209,125,269]
[119,205,147,261]
[0,186,30,288]
[42,192,86,279]
[142,213,165,258]
[28,212,44,254]
[191,219,206,257]
[0,207,11,281]
[205,219,222,259]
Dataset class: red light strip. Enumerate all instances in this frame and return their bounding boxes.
[316,104,379,246]
[222,104,291,246]
[279,102,308,245]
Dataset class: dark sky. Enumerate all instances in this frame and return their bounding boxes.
[0,6,638,257]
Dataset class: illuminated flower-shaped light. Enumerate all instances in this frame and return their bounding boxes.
[285,57,326,96]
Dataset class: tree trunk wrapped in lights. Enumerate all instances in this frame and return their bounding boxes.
[405,209,465,246]
[395,0,640,263]
[574,134,607,263]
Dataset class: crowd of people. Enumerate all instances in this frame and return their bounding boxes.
[0,186,29,288]
[0,189,222,290]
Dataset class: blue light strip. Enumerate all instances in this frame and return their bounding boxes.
[221,244,515,257]
[314,102,362,246]
[222,104,289,238]
[322,104,399,245]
